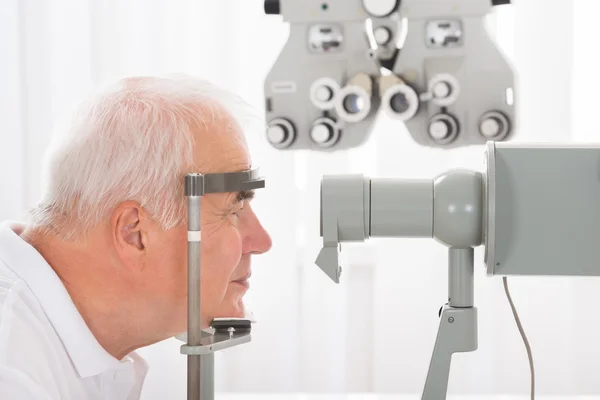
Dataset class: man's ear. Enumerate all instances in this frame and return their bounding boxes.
[112,201,147,270]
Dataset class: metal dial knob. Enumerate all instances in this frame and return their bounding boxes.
[363,0,397,17]
[479,111,510,140]
[311,123,333,144]
[266,118,295,148]
[267,125,287,144]
[310,118,339,148]
[428,114,459,144]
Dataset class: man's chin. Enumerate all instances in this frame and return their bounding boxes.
[214,301,246,320]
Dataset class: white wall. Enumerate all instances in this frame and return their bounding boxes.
[1,0,599,398]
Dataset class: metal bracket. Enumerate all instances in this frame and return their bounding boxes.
[185,168,265,196]
[422,305,478,399]
[181,329,252,356]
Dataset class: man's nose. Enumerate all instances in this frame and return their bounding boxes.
[244,208,272,254]
[254,221,272,254]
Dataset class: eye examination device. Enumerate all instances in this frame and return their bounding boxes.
[186,0,592,398]
[316,141,600,399]
[181,169,265,400]
[263,0,515,150]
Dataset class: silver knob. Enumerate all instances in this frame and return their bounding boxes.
[267,124,287,144]
[428,74,460,106]
[374,27,392,45]
[311,123,333,144]
[432,81,451,99]
[428,114,459,144]
[315,86,333,102]
[362,0,397,17]
[479,111,510,140]
[266,118,296,148]
[310,118,339,148]
[429,120,450,140]
[480,118,501,138]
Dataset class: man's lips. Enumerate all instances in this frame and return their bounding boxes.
[232,280,250,289]
[232,272,251,284]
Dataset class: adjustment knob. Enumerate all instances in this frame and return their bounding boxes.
[315,86,333,102]
[267,125,287,144]
[311,123,333,144]
[432,81,451,99]
[480,118,500,138]
[310,118,339,148]
[428,114,459,144]
[429,120,450,140]
[264,0,280,15]
[266,118,295,149]
[479,111,510,140]
[428,74,460,106]
[374,27,392,46]
[310,77,340,110]
[363,0,398,17]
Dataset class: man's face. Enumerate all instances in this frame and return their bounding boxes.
[148,114,272,332]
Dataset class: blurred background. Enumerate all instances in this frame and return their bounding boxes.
[1,0,599,398]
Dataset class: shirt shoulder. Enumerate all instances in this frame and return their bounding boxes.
[0,259,52,357]
[0,260,46,351]
[0,261,75,399]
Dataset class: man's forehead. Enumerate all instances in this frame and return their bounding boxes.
[203,159,253,178]
[188,111,261,196]
[194,135,251,174]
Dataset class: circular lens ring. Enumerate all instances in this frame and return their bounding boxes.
[381,83,419,121]
[335,85,372,123]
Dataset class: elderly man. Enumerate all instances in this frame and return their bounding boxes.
[0,76,272,399]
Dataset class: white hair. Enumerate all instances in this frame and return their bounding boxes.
[30,75,261,241]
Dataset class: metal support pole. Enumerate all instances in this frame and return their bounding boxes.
[186,174,213,400]
[422,248,477,399]
[448,248,474,308]
[200,353,214,398]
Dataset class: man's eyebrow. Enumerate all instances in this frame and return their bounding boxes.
[233,189,255,204]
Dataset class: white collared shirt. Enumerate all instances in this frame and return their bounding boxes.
[0,221,148,400]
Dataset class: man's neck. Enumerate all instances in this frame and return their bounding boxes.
[20,228,164,360]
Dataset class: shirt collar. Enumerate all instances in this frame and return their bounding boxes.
[0,221,124,378]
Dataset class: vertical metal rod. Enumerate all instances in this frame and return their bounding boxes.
[187,193,202,400]
[201,353,215,398]
[185,173,206,400]
[448,247,474,308]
